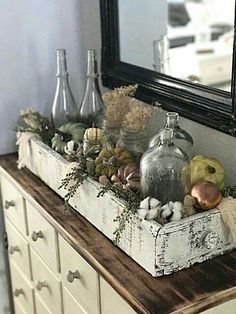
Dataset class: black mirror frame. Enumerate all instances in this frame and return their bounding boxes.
[100,0,236,136]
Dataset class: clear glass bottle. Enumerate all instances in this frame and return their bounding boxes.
[79,49,105,127]
[116,129,148,162]
[51,49,78,128]
[141,128,190,204]
[149,112,193,158]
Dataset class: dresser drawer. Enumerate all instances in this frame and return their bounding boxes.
[14,303,28,314]
[10,261,35,314]
[100,278,136,314]
[31,249,62,314]
[1,176,27,235]
[26,200,59,272]
[59,235,100,314]
[201,298,236,314]
[63,287,88,314]
[5,219,31,280]
[35,294,52,314]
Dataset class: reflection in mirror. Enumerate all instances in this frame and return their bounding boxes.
[119,0,234,91]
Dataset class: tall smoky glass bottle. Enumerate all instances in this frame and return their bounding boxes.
[149,112,193,158]
[51,49,78,128]
[78,49,105,127]
[141,128,190,204]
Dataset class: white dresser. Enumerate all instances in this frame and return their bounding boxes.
[1,155,236,314]
[0,162,134,314]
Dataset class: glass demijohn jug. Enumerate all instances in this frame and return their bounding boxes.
[141,128,190,204]
[149,112,193,158]
[51,49,78,128]
[79,49,105,127]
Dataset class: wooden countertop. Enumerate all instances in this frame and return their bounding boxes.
[1,154,236,314]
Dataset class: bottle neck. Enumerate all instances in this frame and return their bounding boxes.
[160,139,173,146]
[166,112,179,129]
[56,75,70,86]
[159,128,174,146]
[86,50,98,78]
[56,49,68,77]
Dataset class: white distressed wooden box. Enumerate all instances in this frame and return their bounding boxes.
[23,137,234,277]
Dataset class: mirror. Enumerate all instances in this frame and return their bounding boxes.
[100,0,236,135]
[119,0,234,92]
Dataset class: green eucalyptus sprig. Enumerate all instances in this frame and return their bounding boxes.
[97,184,141,244]
[59,145,100,209]
[59,154,89,209]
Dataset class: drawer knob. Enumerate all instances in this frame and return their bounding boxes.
[5,200,15,209]
[31,231,44,241]
[36,280,48,291]
[14,289,24,297]
[66,270,81,283]
[9,246,20,255]
[203,231,220,249]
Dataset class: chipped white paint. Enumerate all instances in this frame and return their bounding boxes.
[23,138,235,277]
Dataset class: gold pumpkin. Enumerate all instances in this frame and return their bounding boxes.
[190,155,225,190]
[95,147,134,178]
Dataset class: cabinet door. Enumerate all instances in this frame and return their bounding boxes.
[31,249,62,314]
[26,200,59,272]
[5,219,31,279]
[1,176,27,235]
[59,235,100,314]
[10,261,35,314]
[100,278,136,314]
[63,287,88,314]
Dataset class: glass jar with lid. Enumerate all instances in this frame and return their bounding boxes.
[141,128,190,204]
[116,128,148,162]
[149,112,193,158]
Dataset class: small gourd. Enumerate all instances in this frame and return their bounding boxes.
[95,147,134,178]
[51,122,88,154]
[190,155,225,189]
[111,163,140,192]
[191,180,222,210]
[84,127,103,143]
[83,127,103,154]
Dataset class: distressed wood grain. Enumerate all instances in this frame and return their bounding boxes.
[1,155,236,314]
[18,138,235,277]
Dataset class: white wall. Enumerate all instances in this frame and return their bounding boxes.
[0,0,101,154]
[0,0,236,185]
